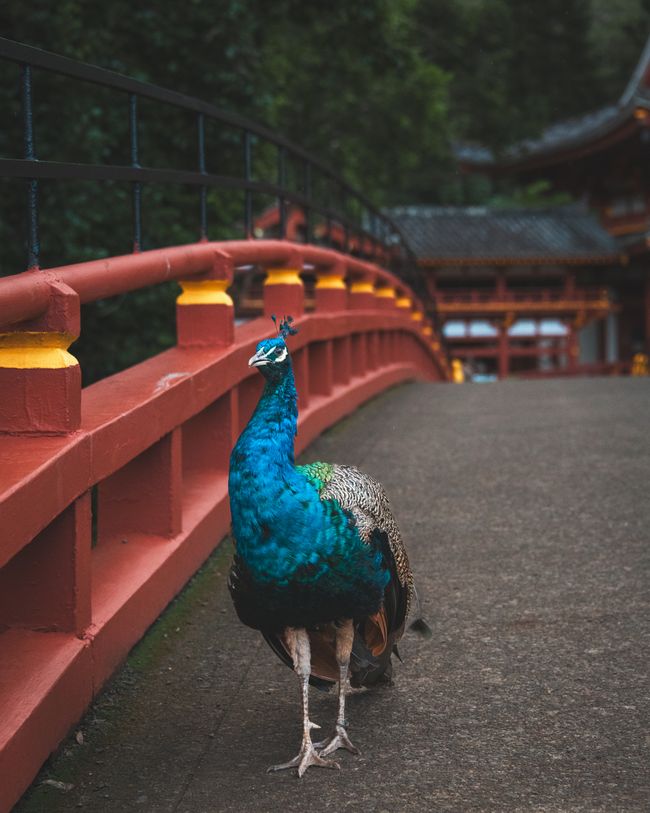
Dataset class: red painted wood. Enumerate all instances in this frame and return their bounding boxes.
[348,290,375,310]
[333,336,351,386]
[0,365,82,435]
[97,429,182,542]
[308,340,333,396]
[292,347,310,409]
[315,286,347,312]
[0,280,82,434]
[182,391,236,477]
[0,315,436,564]
[0,631,92,813]
[0,493,91,634]
[237,373,265,433]
[351,333,367,376]
[367,330,380,370]
[0,241,424,330]
[10,281,80,337]
[176,302,234,347]
[263,282,304,318]
[0,239,445,811]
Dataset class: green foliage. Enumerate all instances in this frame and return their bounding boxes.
[255,1,450,205]
[0,0,647,381]
[488,180,573,208]
[413,0,650,151]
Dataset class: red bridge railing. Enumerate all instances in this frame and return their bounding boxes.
[0,238,447,811]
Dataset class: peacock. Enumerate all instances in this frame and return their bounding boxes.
[228,317,428,776]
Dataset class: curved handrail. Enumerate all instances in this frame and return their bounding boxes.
[0,240,430,330]
[0,37,415,272]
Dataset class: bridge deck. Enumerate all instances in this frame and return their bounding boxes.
[16,378,650,812]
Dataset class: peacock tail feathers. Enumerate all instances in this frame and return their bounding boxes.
[301,462,415,616]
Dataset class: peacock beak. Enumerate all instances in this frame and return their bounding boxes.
[248,349,270,367]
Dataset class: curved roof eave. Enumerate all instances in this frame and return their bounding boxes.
[456,36,650,171]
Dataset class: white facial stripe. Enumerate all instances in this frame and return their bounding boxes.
[274,347,288,362]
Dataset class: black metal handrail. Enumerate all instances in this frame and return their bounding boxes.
[0,37,415,274]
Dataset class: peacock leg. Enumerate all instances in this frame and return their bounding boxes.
[314,618,360,757]
[267,627,340,777]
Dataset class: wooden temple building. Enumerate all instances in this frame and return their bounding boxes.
[255,38,650,378]
[451,35,650,376]
[389,206,620,378]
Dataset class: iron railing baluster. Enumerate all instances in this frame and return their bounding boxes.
[129,93,142,252]
[341,185,349,254]
[21,64,39,270]
[303,161,312,244]
[1,38,418,274]
[197,112,207,240]
[277,145,286,240]
[243,130,252,238]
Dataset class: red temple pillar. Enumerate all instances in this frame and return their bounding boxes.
[567,320,579,373]
[564,271,577,298]
[645,276,650,353]
[498,318,510,379]
[425,271,437,302]
[495,268,507,299]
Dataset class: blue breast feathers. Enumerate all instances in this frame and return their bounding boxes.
[228,337,388,611]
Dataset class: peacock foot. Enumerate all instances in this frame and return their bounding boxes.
[314,723,360,757]
[267,729,340,777]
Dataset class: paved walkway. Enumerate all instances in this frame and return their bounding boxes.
[16,378,650,812]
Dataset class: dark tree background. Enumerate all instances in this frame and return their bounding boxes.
[0,0,648,379]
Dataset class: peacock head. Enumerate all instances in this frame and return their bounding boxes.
[248,316,297,383]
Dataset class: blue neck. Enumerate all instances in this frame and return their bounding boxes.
[238,369,298,467]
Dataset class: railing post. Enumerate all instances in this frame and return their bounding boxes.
[263,251,304,317]
[498,319,510,380]
[396,293,412,311]
[333,336,351,385]
[367,331,380,370]
[351,333,367,377]
[0,279,81,434]
[375,284,397,310]
[567,319,579,373]
[315,261,347,312]
[348,275,375,310]
[292,347,310,408]
[176,250,234,347]
[309,341,333,396]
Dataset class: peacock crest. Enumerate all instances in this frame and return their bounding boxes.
[271,314,298,339]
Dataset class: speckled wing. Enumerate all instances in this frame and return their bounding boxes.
[297,462,414,616]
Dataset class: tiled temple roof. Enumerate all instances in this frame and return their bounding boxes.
[387,205,620,264]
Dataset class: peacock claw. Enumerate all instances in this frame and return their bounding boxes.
[314,724,360,757]
[267,733,340,777]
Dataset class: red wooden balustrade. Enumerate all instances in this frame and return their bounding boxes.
[0,239,447,812]
[435,287,610,306]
